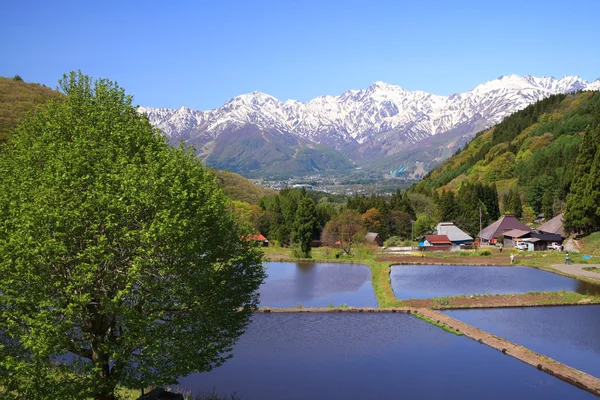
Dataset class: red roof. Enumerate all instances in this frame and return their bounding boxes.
[246,233,268,242]
[424,234,452,245]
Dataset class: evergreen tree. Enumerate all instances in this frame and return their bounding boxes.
[503,187,523,219]
[382,210,412,240]
[542,190,556,220]
[293,196,318,257]
[586,125,600,229]
[487,183,501,220]
[456,183,490,236]
[389,189,416,219]
[564,125,598,232]
[438,189,458,222]
[270,196,290,245]
[512,190,523,219]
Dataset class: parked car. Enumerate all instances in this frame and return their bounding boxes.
[515,242,529,250]
[547,242,562,251]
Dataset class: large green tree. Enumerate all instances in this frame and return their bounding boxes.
[0,72,266,400]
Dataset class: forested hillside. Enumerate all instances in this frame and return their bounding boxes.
[413,91,600,231]
[0,76,63,142]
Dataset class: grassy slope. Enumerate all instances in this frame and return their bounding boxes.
[580,232,600,256]
[0,76,63,142]
[209,168,275,204]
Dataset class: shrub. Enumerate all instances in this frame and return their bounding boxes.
[291,245,309,259]
[384,236,403,247]
[478,249,492,256]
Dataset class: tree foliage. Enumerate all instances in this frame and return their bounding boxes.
[413,215,436,238]
[0,72,266,400]
[361,208,383,233]
[345,190,416,240]
[503,187,523,219]
[321,210,365,255]
[565,124,600,232]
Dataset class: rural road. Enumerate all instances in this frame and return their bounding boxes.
[551,264,600,281]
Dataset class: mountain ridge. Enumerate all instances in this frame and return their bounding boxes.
[413,90,600,223]
[140,75,600,178]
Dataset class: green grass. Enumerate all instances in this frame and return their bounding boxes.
[426,290,600,309]
[583,267,600,273]
[533,290,600,305]
[411,312,463,336]
[580,232,600,256]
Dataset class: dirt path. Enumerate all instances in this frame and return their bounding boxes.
[375,254,512,265]
[551,263,600,281]
[404,292,600,309]
[418,309,600,397]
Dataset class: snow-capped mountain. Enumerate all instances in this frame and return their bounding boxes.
[139,75,600,177]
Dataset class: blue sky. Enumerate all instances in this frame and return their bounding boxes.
[2,0,599,110]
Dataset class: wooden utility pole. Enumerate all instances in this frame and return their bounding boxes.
[479,206,482,245]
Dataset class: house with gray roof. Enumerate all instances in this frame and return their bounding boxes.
[501,228,531,247]
[365,232,383,247]
[435,222,473,246]
[537,213,565,238]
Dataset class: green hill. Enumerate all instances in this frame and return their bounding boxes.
[0,76,63,142]
[0,75,274,205]
[210,168,276,204]
[414,91,600,222]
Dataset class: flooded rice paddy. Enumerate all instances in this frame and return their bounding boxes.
[175,313,595,399]
[444,305,600,379]
[391,265,600,299]
[259,262,378,308]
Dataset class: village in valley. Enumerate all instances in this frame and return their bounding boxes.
[3,1,600,399]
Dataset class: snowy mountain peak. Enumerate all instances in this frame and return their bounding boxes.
[368,81,401,91]
[228,91,280,105]
[140,74,599,175]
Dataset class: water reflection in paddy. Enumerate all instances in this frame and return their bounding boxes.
[391,265,600,299]
[175,313,594,400]
[444,305,600,378]
[259,262,378,308]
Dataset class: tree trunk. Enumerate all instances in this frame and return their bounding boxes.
[92,344,116,400]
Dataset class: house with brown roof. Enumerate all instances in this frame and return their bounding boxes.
[419,234,452,251]
[478,214,531,244]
